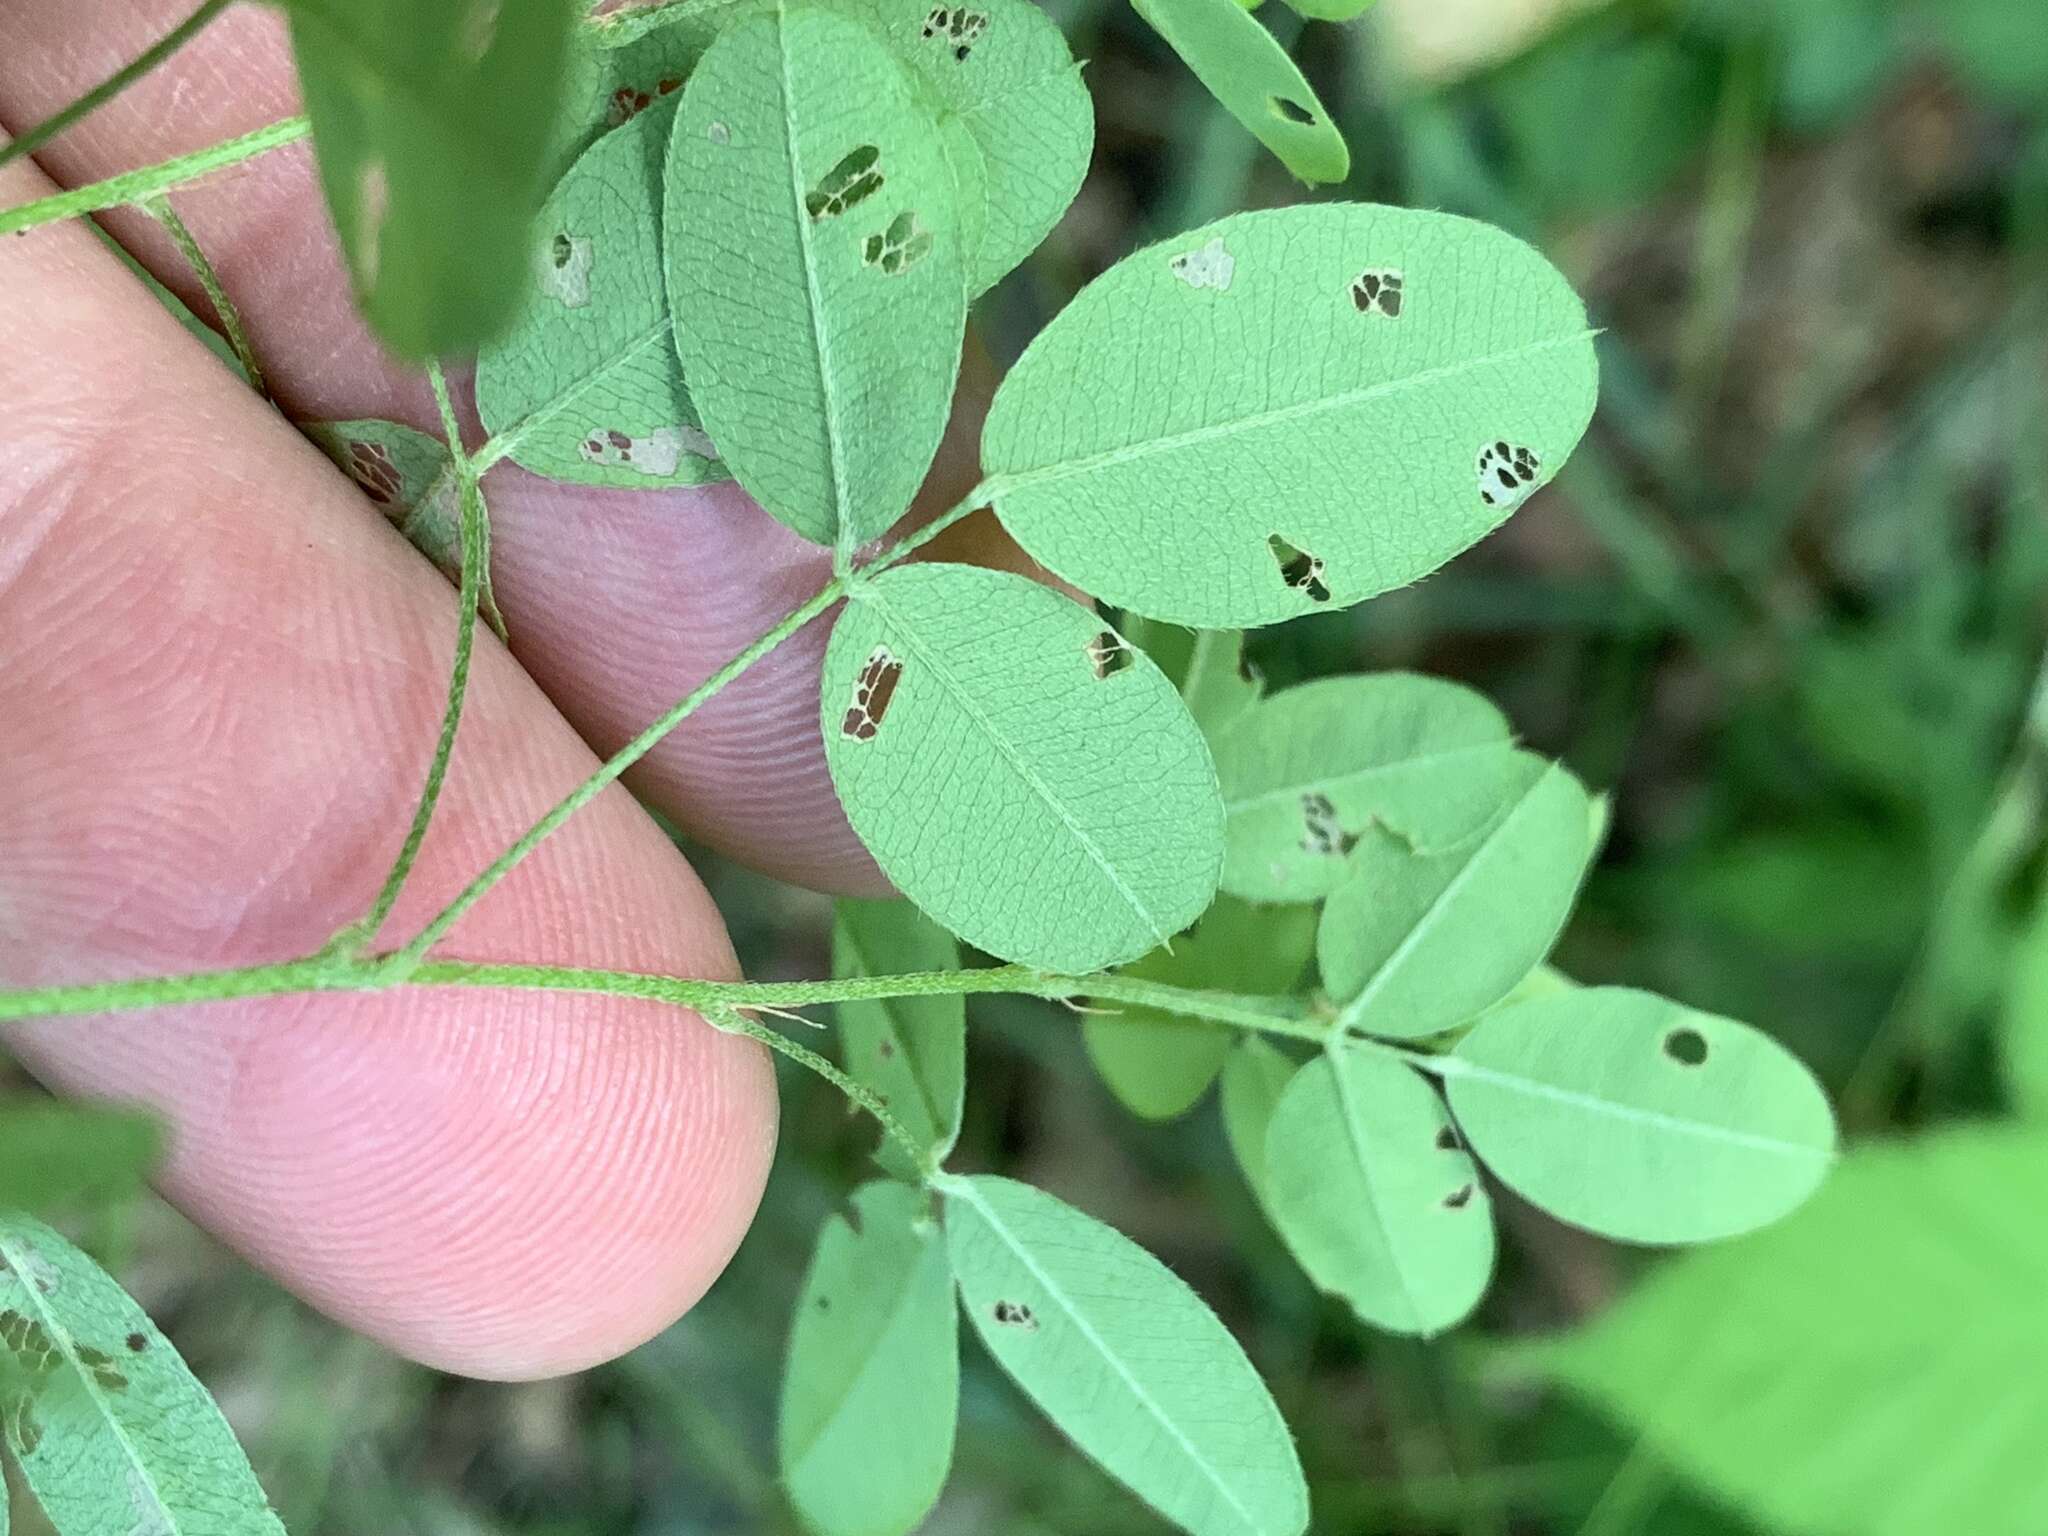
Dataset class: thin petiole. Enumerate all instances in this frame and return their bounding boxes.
[0,115,310,238]
[713,1011,934,1174]
[142,193,268,399]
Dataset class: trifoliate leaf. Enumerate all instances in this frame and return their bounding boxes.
[666,7,966,550]
[821,563,1223,973]
[1084,896,1314,1120]
[834,899,967,1176]
[1321,756,1593,1039]
[983,204,1599,627]
[1529,1125,2048,1536]
[829,0,1093,293]
[1219,1036,1299,1214]
[1265,1047,1493,1335]
[940,1175,1309,1536]
[780,1182,957,1536]
[303,420,506,637]
[1445,989,1837,1244]
[475,103,723,492]
[0,1214,286,1534]
[1211,674,1522,903]
[1129,0,1348,184]
[285,0,583,360]
[0,1106,161,1216]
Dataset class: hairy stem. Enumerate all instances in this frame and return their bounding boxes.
[0,116,310,238]
[713,1011,933,1173]
[142,194,269,397]
[0,0,240,173]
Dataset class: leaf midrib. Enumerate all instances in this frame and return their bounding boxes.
[1224,741,1512,815]
[786,1231,941,1473]
[838,921,950,1146]
[1325,1050,1429,1334]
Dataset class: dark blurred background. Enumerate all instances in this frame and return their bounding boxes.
[7,0,2046,1531]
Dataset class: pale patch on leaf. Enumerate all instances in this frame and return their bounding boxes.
[1170,236,1236,291]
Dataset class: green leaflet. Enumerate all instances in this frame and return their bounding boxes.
[1219,1036,1299,1215]
[1181,630,1261,739]
[829,0,1093,294]
[1264,1049,1493,1336]
[1445,989,1838,1244]
[666,7,966,550]
[983,206,1597,627]
[834,898,967,1175]
[285,0,583,360]
[1322,756,1594,1040]
[939,1175,1309,1536]
[0,1215,285,1535]
[553,7,727,177]
[1212,674,1522,903]
[1084,896,1315,1121]
[2001,892,2048,1120]
[780,1182,958,1536]
[475,101,724,492]
[1277,0,1378,18]
[1128,0,1348,184]
[1531,1125,2048,1536]
[0,1106,161,1216]
[820,563,1223,973]
[304,419,506,637]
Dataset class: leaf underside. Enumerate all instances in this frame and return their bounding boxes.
[834,897,968,1176]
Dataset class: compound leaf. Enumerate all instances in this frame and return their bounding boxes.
[834,898,967,1176]
[830,0,1093,293]
[1321,756,1593,1039]
[940,1175,1309,1536]
[0,1107,161,1216]
[476,102,724,491]
[666,7,965,549]
[1212,674,1522,903]
[285,0,583,360]
[1085,896,1314,1120]
[1265,1048,1493,1335]
[821,563,1222,973]
[1219,1036,1299,1214]
[983,204,1597,627]
[780,1182,957,1536]
[1531,1125,2048,1536]
[0,1214,285,1534]
[1445,989,1837,1244]
[1129,0,1348,183]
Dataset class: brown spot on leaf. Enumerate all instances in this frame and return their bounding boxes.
[841,646,904,741]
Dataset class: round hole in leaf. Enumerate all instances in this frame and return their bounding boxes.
[1664,1027,1709,1066]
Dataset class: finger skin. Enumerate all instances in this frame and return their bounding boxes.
[0,0,996,894]
[0,146,777,1380]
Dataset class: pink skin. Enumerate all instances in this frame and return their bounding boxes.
[0,2,1018,1377]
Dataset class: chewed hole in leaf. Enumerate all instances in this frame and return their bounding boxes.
[707,119,731,146]
[1350,268,1404,318]
[841,645,904,742]
[1169,236,1236,292]
[1086,629,1134,678]
[922,5,989,60]
[1664,1027,1709,1066]
[862,211,934,275]
[343,440,402,505]
[992,1300,1040,1331]
[1268,533,1331,603]
[1435,1125,1461,1151]
[578,424,715,476]
[1270,96,1318,127]
[537,231,593,308]
[806,145,883,219]
[1477,441,1542,511]
[1442,1183,1475,1210]
[1300,792,1357,858]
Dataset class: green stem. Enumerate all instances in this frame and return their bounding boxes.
[0,0,240,173]
[338,364,487,957]
[142,193,269,398]
[0,115,310,237]
[713,1012,932,1173]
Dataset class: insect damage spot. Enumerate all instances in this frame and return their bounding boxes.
[536,231,594,308]
[992,1300,1039,1331]
[878,1037,896,1058]
[1664,1027,1709,1066]
[577,424,719,476]
[1442,1184,1475,1210]
[862,211,934,275]
[1270,96,1317,126]
[606,75,684,128]
[1477,441,1541,511]
[1435,1125,1461,1151]
[126,1332,148,1353]
[1268,533,1330,603]
[341,439,403,505]
[923,5,989,60]
[1086,630,1134,678]
[1350,268,1404,318]
[841,645,904,741]
[707,119,732,145]
[1169,235,1235,292]
[807,145,883,220]
[1300,792,1357,858]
